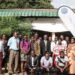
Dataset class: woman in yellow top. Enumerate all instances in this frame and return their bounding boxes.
[67,38,75,74]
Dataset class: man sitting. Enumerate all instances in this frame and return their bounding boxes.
[28,50,38,75]
[40,51,53,75]
[55,51,69,75]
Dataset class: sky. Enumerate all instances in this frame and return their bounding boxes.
[51,0,75,9]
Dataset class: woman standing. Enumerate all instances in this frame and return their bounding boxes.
[53,39,65,66]
[2,35,8,70]
[20,35,30,74]
[53,39,65,56]
[0,36,4,74]
[67,38,75,74]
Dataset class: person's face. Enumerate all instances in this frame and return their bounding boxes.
[39,37,42,41]
[24,35,28,40]
[55,37,58,41]
[66,37,69,41]
[71,38,75,43]
[19,34,22,39]
[44,35,47,40]
[2,35,6,40]
[60,52,64,57]
[34,33,38,39]
[60,35,64,40]
[49,36,52,41]
[31,37,35,41]
[14,32,18,38]
[45,53,49,59]
[31,51,35,56]
[58,39,61,45]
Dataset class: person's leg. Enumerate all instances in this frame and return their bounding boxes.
[63,69,68,75]
[56,68,61,75]
[24,61,28,72]
[0,52,3,74]
[14,51,19,72]
[39,68,46,75]
[21,62,24,73]
[8,50,14,73]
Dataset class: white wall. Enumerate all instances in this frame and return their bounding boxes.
[32,18,69,32]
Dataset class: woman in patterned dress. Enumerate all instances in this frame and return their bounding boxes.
[67,38,75,74]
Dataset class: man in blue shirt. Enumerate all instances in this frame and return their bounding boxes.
[7,31,20,74]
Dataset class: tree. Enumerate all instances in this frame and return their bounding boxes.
[0,17,32,37]
[18,19,32,37]
[0,0,53,9]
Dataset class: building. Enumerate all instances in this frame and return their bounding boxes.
[0,8,74,38]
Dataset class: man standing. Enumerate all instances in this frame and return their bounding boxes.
[7,32,20,74]
[47,36,52,55]
[40,35,48,55]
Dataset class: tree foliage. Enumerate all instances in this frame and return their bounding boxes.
[0,17,32,36]
[0,0,53,9]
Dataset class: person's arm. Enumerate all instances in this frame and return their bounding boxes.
[41,61,44,68]
[28,41,30,52]
[49,57,53,68]
[55,57,63,72]
[62,56,69,71]
[62,62,68,71]
[3,49,5,58]
[51,42,55,53]
[67,44,71,54]
[35,56,38,68]
[27,56,31,69]
[7,38,11,47]
[40,57,46,68]
[20,41,24,53]
[56,62,61,70]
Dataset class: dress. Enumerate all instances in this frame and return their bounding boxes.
[67,43,75,74]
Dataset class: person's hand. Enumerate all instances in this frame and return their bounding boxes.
[62,68,65,72]
[31,69,34,73]
[3,52,5,59]
[46,68,49,72]
[33,67,36,70]
[60,68,63,73]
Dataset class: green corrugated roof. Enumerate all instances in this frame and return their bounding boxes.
[0,9,58,17]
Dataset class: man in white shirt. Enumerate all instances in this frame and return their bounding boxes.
[40,51,53,75]
[55,51,69,75]
[7,32,20,74]
[60,35,67,49]
[51,41,56,53]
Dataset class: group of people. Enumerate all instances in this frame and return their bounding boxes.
[0,31,75,75]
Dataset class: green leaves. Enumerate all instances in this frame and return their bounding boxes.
[0,0,53,9]
[18,19,32,36]
[0,17,32,37]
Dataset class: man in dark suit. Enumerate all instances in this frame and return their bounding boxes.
[40,35,48,56]
[28,50,38,75]
[47,36,52,55]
